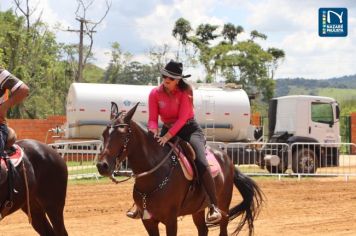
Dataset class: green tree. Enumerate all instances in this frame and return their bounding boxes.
[0,10,67,118]
[195,24,219,44]
[104,42,124,84]
[117,61,159,85]
[267,47,285,79]
[250,30,267,41]
[221,23,243,44]
[172,17,192,46]
[172,18,285,101]
[172,18,192,60]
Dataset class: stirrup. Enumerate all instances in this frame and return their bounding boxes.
[126,210,140,219]
[206,205,222,224]
[126,204,140,219]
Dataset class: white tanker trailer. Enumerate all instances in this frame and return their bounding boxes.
[65,83,254,142]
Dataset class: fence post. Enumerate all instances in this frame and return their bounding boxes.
[287,144,293,173]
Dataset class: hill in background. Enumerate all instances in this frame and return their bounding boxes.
[83,63,105,83]
[275,74,356,101]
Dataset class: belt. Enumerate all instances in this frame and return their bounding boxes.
[163,123,173,129]
[163,118,195,129]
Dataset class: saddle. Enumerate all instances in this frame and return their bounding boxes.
[1,127,19,158]
[169,139,197,181]
[1,127,24,169]
[168,139,221,181]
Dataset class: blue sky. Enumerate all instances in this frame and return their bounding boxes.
[1,0,355,80]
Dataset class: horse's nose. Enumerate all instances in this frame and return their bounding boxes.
[96,161,109,176]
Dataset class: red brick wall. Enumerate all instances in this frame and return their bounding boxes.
[7,116,66,144]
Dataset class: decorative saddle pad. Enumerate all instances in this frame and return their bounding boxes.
[176,147,221,181]
[0,144,24,171]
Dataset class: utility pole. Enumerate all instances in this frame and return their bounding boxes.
[78,18,84,82]
[66,17,96,82]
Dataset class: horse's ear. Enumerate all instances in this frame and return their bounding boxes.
[110,102,119,120]
[124,102,140,123]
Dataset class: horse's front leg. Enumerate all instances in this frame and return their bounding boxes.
[142,218,160,236]
[165,217,178,236]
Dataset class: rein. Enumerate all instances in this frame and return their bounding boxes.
[134,140,177,179]
[109,123,179,182]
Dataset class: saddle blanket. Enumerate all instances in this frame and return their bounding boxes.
[177,147,221,181]
[0,144,24,171]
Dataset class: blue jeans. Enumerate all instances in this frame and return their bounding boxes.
[0,124,8,157]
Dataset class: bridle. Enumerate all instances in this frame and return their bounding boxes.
[109,123,131,164]
[105,121,177,183]
[105,122,132,184]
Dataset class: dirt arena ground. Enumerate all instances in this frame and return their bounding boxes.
[2,177,356,236]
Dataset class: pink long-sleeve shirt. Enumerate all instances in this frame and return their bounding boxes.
[148,84,194,136]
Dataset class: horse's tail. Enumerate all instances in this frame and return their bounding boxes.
[229,167,264,236]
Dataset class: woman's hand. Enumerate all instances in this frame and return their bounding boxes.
[157,132,172,146]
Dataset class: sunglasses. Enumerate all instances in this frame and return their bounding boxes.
[162,75,175,81]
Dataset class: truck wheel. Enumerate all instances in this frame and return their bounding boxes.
[292,148,318,174]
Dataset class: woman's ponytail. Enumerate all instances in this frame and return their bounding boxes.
[178,79,193,105]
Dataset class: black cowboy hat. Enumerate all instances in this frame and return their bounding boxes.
[160,60,191,80]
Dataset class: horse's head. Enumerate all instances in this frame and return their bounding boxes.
[96,102,139,177]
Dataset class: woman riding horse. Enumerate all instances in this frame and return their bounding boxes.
[127,60,222,223]
[97,102,263,236]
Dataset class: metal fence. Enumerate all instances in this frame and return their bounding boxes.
[49,140,103,179]
[48,140,356,180]
[223,141,356,178]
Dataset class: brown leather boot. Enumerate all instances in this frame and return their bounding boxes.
[201,171,222,224]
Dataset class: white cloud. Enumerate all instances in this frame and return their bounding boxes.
[91,46,111,69]
[275,30,356,78]
[245,0,356,79]
[1,0,354,79]
[32,0,74,28]
[134,0,223,50]
[246,0,318,33]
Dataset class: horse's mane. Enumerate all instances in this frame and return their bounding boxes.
[130,120,171,152]
[134,121,149,135]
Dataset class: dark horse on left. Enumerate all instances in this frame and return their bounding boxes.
[97,102,264,236]
[0,131,68,236]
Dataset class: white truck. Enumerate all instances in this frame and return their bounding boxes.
[258,95,341,173]
[64,83,341,173]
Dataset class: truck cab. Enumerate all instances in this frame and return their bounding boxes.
[269,95,340,144]
[264,95,340,173]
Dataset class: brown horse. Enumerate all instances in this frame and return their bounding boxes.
[0,139,68,236]
[97,102,263,236]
